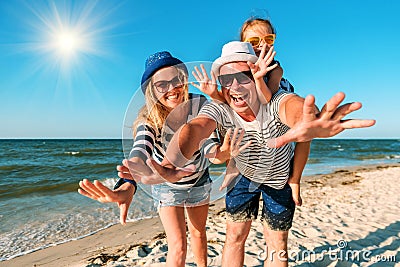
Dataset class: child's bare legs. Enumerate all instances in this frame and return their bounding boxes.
[287,141,310,206]
[220,159,240,191]
[287,181,302,206]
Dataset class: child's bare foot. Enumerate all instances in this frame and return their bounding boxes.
[288,182,302,206]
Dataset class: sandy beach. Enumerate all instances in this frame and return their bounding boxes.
[2,163,399,267]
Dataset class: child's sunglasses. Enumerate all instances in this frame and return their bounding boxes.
[244,34,276,47]
[218,71,253,88]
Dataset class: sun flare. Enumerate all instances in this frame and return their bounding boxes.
[56,31,80,55]
[20,0,115,73]
[9,0,122,106]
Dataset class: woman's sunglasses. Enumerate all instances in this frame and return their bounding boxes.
[218,70,253,88]
[244,34,276,47]
[153,75,183,93]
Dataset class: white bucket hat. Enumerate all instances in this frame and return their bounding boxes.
[211,41,258,76]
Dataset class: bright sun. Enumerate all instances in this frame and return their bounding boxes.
[22,1,112,74]
[56,31,80,55]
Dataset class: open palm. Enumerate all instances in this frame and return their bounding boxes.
[268,92,376,148]
[249,44,278,79]
[78,179,135,225]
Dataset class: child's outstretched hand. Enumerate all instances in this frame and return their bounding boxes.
[191,64,224,102]
[248,44,278,79]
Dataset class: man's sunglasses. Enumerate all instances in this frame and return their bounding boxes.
[153,75,183,93]
[218,70,253,88]
[244,34,276,47]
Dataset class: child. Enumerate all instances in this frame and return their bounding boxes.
[240,17,294,94]
[241,17,310,206]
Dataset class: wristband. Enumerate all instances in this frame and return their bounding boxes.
[123,178,137,188]
[113,178,137,191]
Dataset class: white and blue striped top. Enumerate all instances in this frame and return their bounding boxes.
[199,90,294,189]
[129,93,219,189]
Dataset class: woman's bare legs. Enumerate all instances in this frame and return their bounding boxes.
[159,206,187,267]
[186,203,209,267]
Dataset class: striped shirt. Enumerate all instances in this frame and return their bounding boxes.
[199,90,294,189]
[130,93,219,189]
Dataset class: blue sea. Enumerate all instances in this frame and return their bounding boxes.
[0,139,399,261]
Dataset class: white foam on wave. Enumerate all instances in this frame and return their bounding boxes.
[1,222,115,261]
[101,177,119,188]
[64,151,80,155]
[386,154,400,159]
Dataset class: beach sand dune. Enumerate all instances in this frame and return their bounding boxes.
[2,164,399,266]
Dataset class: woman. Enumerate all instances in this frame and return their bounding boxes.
[78,51,238,267]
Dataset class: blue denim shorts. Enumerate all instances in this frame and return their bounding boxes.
[225,174,295,231]
[152,170,211,208]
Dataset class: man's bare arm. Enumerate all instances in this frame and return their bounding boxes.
[162,116,217,168]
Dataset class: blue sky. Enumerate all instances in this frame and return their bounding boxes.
[0,0,399,139]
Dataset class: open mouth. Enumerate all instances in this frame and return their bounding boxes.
[230,93,248,107]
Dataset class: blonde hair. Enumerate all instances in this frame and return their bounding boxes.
[133,66,189,135]
[240,17,276,41]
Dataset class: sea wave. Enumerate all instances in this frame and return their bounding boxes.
[63,151,80,156]
[0,175,120,200]
[0,180,80,199]
[0,164,66,178]
[386,154,400,159]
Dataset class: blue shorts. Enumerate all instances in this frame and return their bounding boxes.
[225,174,295,231]
[152,170,211,208]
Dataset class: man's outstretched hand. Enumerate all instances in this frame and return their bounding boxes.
[268,92,376,148]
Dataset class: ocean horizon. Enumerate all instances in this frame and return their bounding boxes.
[0,138,399,261]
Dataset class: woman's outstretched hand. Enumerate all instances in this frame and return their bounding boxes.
[78,179,135,225]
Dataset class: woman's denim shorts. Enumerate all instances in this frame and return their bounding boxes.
[152,170,211,208]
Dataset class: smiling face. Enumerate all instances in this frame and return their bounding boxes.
[151,66,186,110]
[219,62,260,121]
